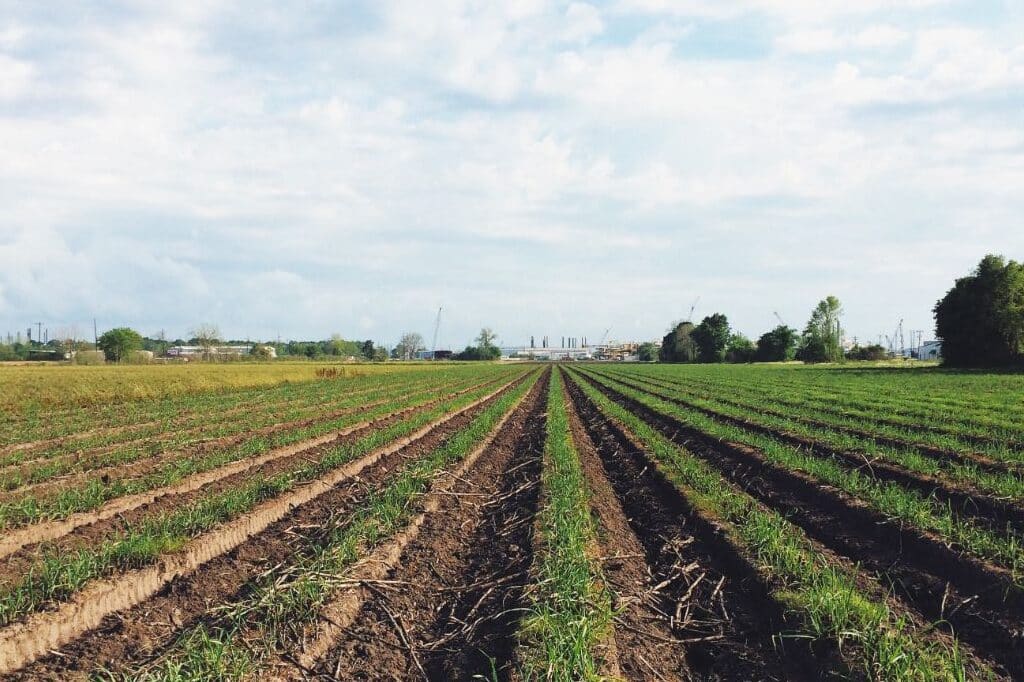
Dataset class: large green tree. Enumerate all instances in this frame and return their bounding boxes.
[934,254,1024,367]
[455,328,501,361]
[754,325,798,362]
[725,333,755,363]
[637,342,658,362]
[797,296,843,363]
[691,313,730,363]
[97,327,143,362]
[659,321,697,363]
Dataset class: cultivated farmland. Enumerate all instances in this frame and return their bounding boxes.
[0,362,1021,680]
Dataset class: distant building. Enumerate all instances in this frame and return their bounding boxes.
[500,342,644,361]
[415,350,453,360]
[919,340,942,360]
[166,345,256,358]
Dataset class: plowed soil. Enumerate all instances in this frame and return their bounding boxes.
[9,378,520,681]
[565,373,832,681]
[317,370,550,681]
[577,370,1020,679]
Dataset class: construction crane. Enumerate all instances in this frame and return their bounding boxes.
[773,311,786,327]
[688,297,700,322]
[891,318,904,356]
[430,306,443,360]
[599,327,611,346]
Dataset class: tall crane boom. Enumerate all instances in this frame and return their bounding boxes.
[688,297,700,322]
[599,327,611,346]
[773,311,786,327]
[431,306,443,360]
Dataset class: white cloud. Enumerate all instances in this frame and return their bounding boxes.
[0,54,32,99]
[777,25,908,53]
[0,1,1022,344]
[563,3,604,44]
[776,29,841,54]
[852,24,909,49]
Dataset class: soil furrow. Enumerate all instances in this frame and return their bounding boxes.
[312,369,550,681]
[0,375,468,477]
[598,371,1024,532]
[6,376,518,681]
[606,370,1021,474]
[0,377,526,676]
[565,374,829,681]
[567,386,692,680]
[578,371,1024,678]
[0,379,500,562]
[0,383,309,460]
[0,377,495,502]
[653,373,1024,445]
[0,397,390,500]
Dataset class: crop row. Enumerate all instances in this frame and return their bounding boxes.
[621,364,1024,439]
[0,365,534,675]
[3,362,1019,679]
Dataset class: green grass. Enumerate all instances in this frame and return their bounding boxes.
[518,368,614,681]
[566,367,981,681]
[604,366,1024,466]
[0,370,462,473]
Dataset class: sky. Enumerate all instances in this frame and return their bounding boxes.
[1,1,1023,350]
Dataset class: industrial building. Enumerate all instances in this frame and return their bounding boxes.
[166,345,275,359]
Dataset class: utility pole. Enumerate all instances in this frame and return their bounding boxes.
[93,318,98,348]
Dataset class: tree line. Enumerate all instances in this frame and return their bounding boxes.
[935,254,1024,367]
[0,323,507,363]
[654,295,881,364]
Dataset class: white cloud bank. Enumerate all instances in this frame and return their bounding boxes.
[0,1,1022,345]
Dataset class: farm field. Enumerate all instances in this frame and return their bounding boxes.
[0,362,1021,680]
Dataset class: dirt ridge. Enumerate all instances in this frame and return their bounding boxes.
[0,379,500,561]
[0,377,523,675]
[281,370,545,677]
[577,370,1022,678]
[565,372,830,681]
[600,371,1024,531]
